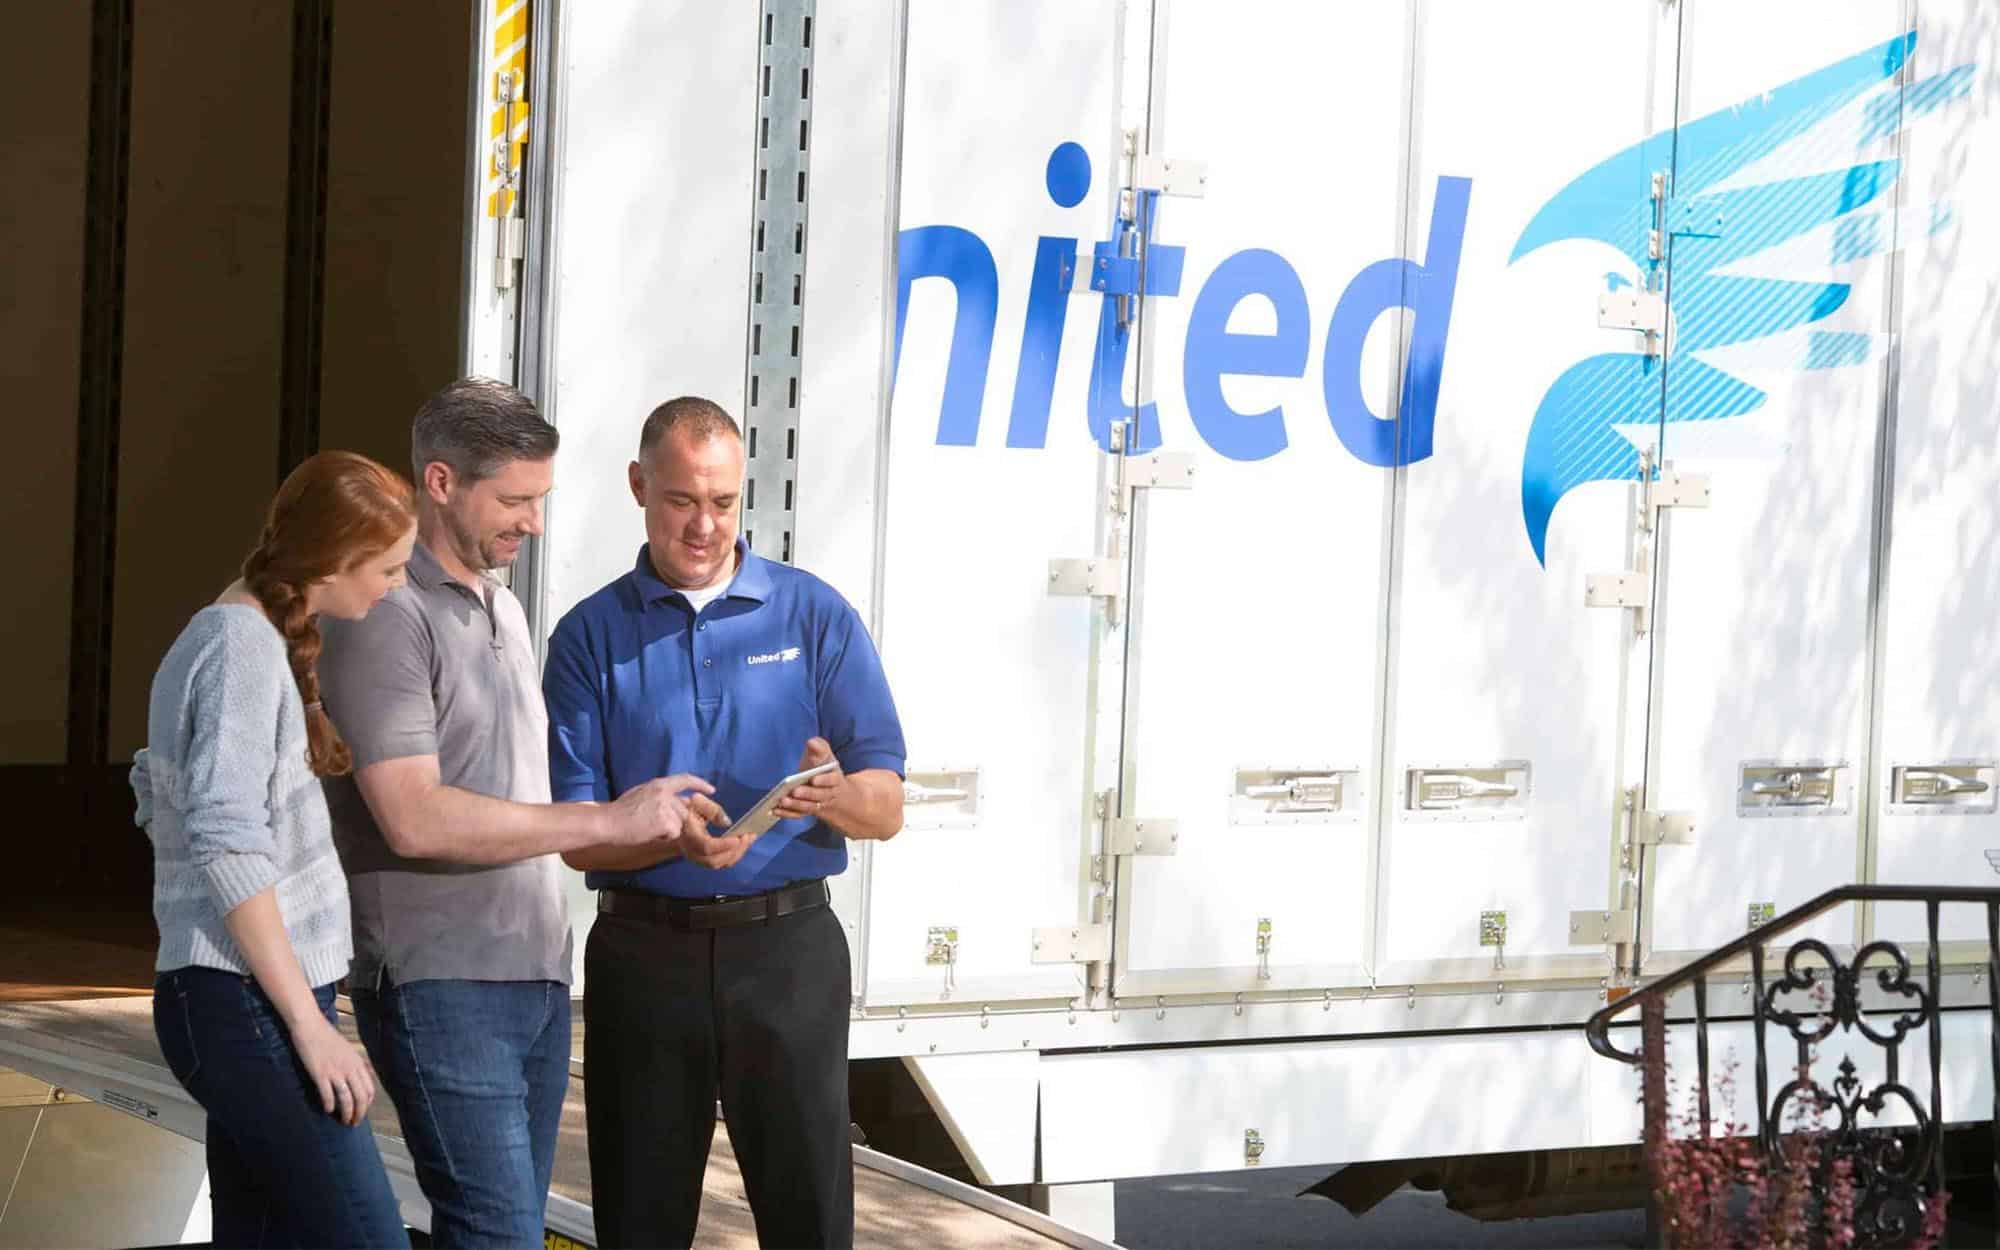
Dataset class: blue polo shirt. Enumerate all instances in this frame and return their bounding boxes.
[542,539,906,897]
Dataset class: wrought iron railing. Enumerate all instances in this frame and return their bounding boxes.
[1583,885,2000,1248]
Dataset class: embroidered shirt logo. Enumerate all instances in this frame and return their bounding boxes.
[747,646,802,666]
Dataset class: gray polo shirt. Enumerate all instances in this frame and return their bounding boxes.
[317,541,571,987]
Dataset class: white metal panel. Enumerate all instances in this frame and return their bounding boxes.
[792,4,901,628]
[537,1,761,984]
[790,0,906,1001]
[1646,4,1909,959]
[1037,1031,1594,1182]
[540,0,759,629]
[1379,1,1666,984]
[1113,2,1402,996]
[863,0,1123,1005]
[1871,0,2000,948]
[903,1052,1039,1185]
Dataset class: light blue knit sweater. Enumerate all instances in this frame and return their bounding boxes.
[132,604,353,988]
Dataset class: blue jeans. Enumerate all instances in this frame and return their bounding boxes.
[153,968,408,1249]
[350,979,570,1250]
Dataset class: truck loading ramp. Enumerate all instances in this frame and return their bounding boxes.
[0,985,1106,1249]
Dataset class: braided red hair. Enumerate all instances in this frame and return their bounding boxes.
[241,451,415,776]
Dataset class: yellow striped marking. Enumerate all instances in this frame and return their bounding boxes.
[486,0,530,217]
[493,3,527,58]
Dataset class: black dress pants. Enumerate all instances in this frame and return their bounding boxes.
[584,896,854,1250]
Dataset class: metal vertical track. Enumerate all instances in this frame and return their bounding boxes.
[1855,0,1919,946]
[515,0,561,406]
[852,0,912,1014]
[1076,0,1144,1007]
[742,0,817,565]
[1363,0,1425,992]
[1105,0,1168,1003]
[513,0,562,655]
[1602,4,1679,986]
[278,0,335,481]
[67,0,135,775]
[1631,0,1691,978]
[864,2,910,647]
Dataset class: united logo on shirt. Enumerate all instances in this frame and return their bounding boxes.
[746,646,802,666]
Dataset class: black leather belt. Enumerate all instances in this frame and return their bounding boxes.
[598,879,829,931]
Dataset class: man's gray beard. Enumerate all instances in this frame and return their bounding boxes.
[480,536,521,569]
[441,506,506,573]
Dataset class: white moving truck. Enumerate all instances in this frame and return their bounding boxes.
[468,0,1999,1235]
[5,1,1996,1245]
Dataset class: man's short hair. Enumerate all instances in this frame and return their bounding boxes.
[411,377,559,484]
[639,396,742,460]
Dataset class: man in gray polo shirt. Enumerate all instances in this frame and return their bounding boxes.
[319,377,724,1249]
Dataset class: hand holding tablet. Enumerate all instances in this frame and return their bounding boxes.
[670,741,843,871]
[723,759,839,840]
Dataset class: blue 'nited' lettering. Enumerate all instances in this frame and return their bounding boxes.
[892,226,998,447]
[1181,248,1310,462]
[1322,175,1471,467]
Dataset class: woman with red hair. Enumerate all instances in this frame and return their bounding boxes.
[133,450,417,1248]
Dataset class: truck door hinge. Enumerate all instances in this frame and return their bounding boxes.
[496,218,526,287]
[1051,427,1196,626]
[1106,817,1179,857]
[1114,451,1196,513]
[1612,166,1725,348]
[1569,908,1639,947]
[1585,458,1710,637]
[491,68,527,290]
[1646,470,1711,515]
[1047,558,1121,600]
[1648,170,1668,262]
[1095,132,1202,325]
[1598,288,1666,351]
[1121,127,1208,205]
[1632,809,1696,846]
[1605,168,1716,355]
[1132,153,1209,198]
[1031,924,1111,965]
[1585,570,1649,610]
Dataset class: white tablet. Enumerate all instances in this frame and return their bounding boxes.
[721,760,839,840]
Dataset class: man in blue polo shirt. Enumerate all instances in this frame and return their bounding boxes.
[542,395,906,1250]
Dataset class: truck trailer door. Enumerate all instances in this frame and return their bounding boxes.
[1369,1,1683,990]
[1103,1,1407,1000]
[1640,4,1936,966]
[1862,1,1997,958]
[861,0,1134,1006]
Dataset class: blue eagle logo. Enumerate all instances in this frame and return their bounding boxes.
[1509,32,1974,566]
